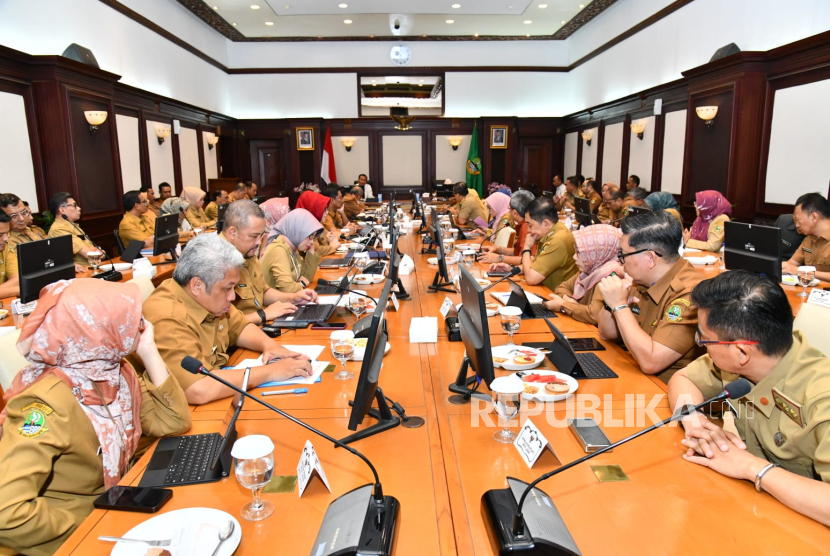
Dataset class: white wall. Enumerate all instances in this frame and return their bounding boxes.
[202,132,218,181]
[228,74,358,119]
[445,72,568,118]
[661,110,686,195]
[580,128,598,180]
[382,135,422,186]
[146,121,175,188]
[178,127,200,189]
[333,136,370,185]
[627,116,655,190]
[116,114,142,192]
[601,122,623,186]
[0,92,39,211]
[564,132,578,179]
[765,80,830,204]
[435,135,471,183]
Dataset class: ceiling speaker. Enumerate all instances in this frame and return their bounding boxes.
[709,43,741,62]
[61,44,99,68]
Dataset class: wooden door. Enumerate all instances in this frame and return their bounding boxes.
[250,139,285,196]
[518,138,553,193]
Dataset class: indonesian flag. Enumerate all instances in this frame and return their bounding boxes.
[321,124,337,185]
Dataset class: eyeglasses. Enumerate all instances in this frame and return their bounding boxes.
[694,330,759,348]
[139,200,150,205]
[7,208,31,220]
[63,203,80,209]
[617,248,663,265]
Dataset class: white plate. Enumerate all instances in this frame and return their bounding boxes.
[110,507,241,556]
[476,279,491,287]
[512,369,579,403]
[353,274,385,285]
[99,263,133,272]
[686,255,718,266]
[491,344,545,371]
[336,243,360,252]
[455,243,481,252]
[427,257,457,265]
[782,275,820,287]
[485,303,500,317]
[346,338,392,361]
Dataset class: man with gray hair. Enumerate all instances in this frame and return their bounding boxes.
[221,200,317,324]
[143,233,311,405]
[479,189,535,265]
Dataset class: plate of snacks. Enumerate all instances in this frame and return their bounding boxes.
[491,345,545,371]
[344,337,391,361]
[513,370,578,402]
[485,302,500,317]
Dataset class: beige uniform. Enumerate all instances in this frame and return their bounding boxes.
[587,191,603,214]
[204,201,219,221]
[630,257,706,382]
[142,279,249,391]
[184,206,216,229]
[0,243,18,284]
[118,212,155,246]
[0,371,190,556]
[597,202,612,223]
[792,228,830,272]
[148,201,161,218]
[9,226,47,254]
[530,221,578,292]
[556,190,585,211]
[321,205,348,232]
[343,195,365,220]
[457,194,487,226]
[554,274,605,326]
[685,214,730,252]
[685,332,830,482]
[226,234,268,317]
[47,218,96,266]
[260,235,323,294]
[665,208,683,227]
[609,205,629,227]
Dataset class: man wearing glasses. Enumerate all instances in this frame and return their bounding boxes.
[0,211,20,297]
[118,190,156,248]
[667,271,830,526]
[0,194,46,253]
[46,192,98,266]
[596,210,704,382]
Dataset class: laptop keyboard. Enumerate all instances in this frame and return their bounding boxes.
[163,433,221,485]
[291,304,333,321]
[530,304,557,318]
[315,283,344,294]
[575,353,619,379]
[320,257,353,267]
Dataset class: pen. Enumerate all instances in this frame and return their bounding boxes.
[262,388,308,396]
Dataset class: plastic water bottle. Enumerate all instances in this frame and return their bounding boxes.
[718,245,725,271]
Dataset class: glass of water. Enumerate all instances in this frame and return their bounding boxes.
[232,435,275,521]
[797,266,816,298]
[500,306,522,346]
[331,336,356,381]
[493,390,521,443]
[87,250,103,273]
[354,254,369,274]
[463,250,477,271]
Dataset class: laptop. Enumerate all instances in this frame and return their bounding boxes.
[120,240,145,263]
[139,369,249,487]
[498,279,558,319]
[533,318,618,379]
[628,206,650,217]
[271,285,348,326]
[315,266,357,295]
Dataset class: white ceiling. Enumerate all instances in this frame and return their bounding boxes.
[206,0,592,38]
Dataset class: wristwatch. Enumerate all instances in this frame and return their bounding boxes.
[755,463,778,492]
[256,308,267,324]
[611,304,630,314]
[521,249,532,257]
[497,254,504,263]
[560,305,567,315]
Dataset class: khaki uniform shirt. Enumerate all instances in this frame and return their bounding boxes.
[260,235,323,293]
[321,205,347,232]
[630,258,706,382]
[118,212,155,246]
[530,221,578,292]
[223,232,268,316]
[184,206,216,229]
[148,201,162,217]
[204,201,219,221]
[685,332,830,482]
[587,191,603,214]
[609,205,629,227]
[343,195,365,220]
[47,217,96,266]
[665,208,683,227]
[555,274,605,326]
[0,372,190,556]
[457,194,487,226]
[685,214,729,252]
[792,228,830,272]
[556,190,585,211]
[0,243,18,284]
[597,202,612,223]
[143,279,249,391]
[9,225,47,254]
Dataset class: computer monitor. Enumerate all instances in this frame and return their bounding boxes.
[428,221,454,293]
[573,196,597,228]
[215,202,229,234]
[251,195,266,204]
[723,221,782,282]
[628,205,650,217]
[341,280,400,445]
[432,181,453,198]
[17,236,75,304]
[448,263,496,404]
[386,231,410,300]
[153,213,180,261]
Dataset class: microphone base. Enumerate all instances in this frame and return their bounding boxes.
[352,314,374,338]
[313,484,399,556]
[90,271,123,282]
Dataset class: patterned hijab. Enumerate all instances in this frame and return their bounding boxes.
[260,198,291,255]
[485,192,511,228]
[572,225,624,300]
[180,187,206,208]
[0,279,144,489]
[159,197,189,216]
[296,191,331,222]
[273,208,323,252]
[645,192,678,211]
[691,190,732,241]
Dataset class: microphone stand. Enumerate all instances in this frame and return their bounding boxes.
[482,268,521,291]
[62,215,122,281]
[317,280,379,338]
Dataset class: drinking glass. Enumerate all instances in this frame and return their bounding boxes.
[331,338,355,381]
[463,250,477,271]
[443,239,455,258]
[87,251,103,273]
[450,228,459,242]
[500,306,522,346]
[797,266,816,298]
[354,255,369,274]
[232,435,275,521]
[450,267,461,291]
[348,295,367,317]
[493,391,520,443]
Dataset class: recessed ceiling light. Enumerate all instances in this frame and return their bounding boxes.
[370,34,374,38]
[452,3,461,8]
[285,4,291,9]
[474,32,479,37]
[265,21,274,25]
[446,19,454,24]
[539,3,548,7]
[579,4,584,8]
[212,6,218,10]
[526,33,530,37]
[561,20,566,24]
[250,4,260,9]
[344,19,352,24]
[419,79,424,82]
[371,79,376,82]
[339,3,348,7]
[524,20,532,24]
[232,22,237,26]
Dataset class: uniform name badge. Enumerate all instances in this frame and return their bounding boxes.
[513,418,560,469]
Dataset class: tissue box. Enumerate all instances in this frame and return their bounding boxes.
[409,317,438,343]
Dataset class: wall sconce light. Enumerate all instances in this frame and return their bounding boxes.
[630,121,646,140]
[448,138,462,151]
[695,106,718,128]
[581,130,593,146]
[84,111,107,133]
[156,126,171,145]
[341,138,355,152]
[206,135,219,150]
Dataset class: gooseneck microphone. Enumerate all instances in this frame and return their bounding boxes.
[482,265,521,291]
[479,218,510,248]
[62,214,122,281]
[315,279,378,304]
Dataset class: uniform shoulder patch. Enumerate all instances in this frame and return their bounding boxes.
[18,402,52,438]
[665,298,691,323]
[715,226,722,232]
[771,388,804,427]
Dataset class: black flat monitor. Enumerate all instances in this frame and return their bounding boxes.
[573,196,597,228]
[628,205,650,217]
[18,236,75,304]
[251,195,266,204]
[341,280,400,444]
[215,202,229,234]
[432,181,453,198]
[723,221,782,283]
[428,221,454,293]
[153,213,180,261]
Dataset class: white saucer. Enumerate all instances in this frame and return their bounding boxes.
[99,263,133,272]
[512,369,579,403]
[353,274,385,285]
[491,345,545,371]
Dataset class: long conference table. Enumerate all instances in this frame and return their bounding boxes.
[1,225,820,555]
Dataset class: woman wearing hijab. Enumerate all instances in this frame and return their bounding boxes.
[485,191,511,229]
[0,279,191,555]
[181,187,216,229]
[645,192,683,226]
[158,196,195,239]
[543,225,624,325]
[260,208,327,293]
[259,198,291,257]
[683,190,732,251]
[296,191,339,256]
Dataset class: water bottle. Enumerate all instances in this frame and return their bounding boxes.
[718,245,725,271]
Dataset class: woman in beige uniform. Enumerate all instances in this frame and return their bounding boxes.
[0,279,191,556]
[260,208,326,293]
[683,190,732,251]
[543,224,623,325]
[181,187,216,229]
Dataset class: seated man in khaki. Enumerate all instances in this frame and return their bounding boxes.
[0,193,47,253]
[205,189,228,221]
[118,190,156,248]
[343,186,366,220]
[450,184,487,227]
[140,184,159,222]
[782,192,830,282]
[582,179,603,214]
[597,210,705,381]
[229,182,247,203]
[555,176,584,211]
[603,186,629,227]
[668,271,830,526]
[321,184,357,233]
[220,200,317,323]
[143,233,312,405]
[155,182,173,212]
[625,186,649,209]
[47,192,98,266]
[489,196,577,291]
[0,212,20,297]
[244,181,258,200]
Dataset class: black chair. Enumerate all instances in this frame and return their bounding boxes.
[113,230,125,255]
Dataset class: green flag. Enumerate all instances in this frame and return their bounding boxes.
[465,123,483,196]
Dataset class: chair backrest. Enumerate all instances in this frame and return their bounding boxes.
[493,227,516,249]
[793,303,830,356]
[0,329,26,391]
[125,275,156,302]
[113,229,125,255]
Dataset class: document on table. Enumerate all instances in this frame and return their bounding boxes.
[233,345,329,387]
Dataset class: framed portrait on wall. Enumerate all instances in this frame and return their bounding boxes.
[490,126,507,149]
[297,127,314,150]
